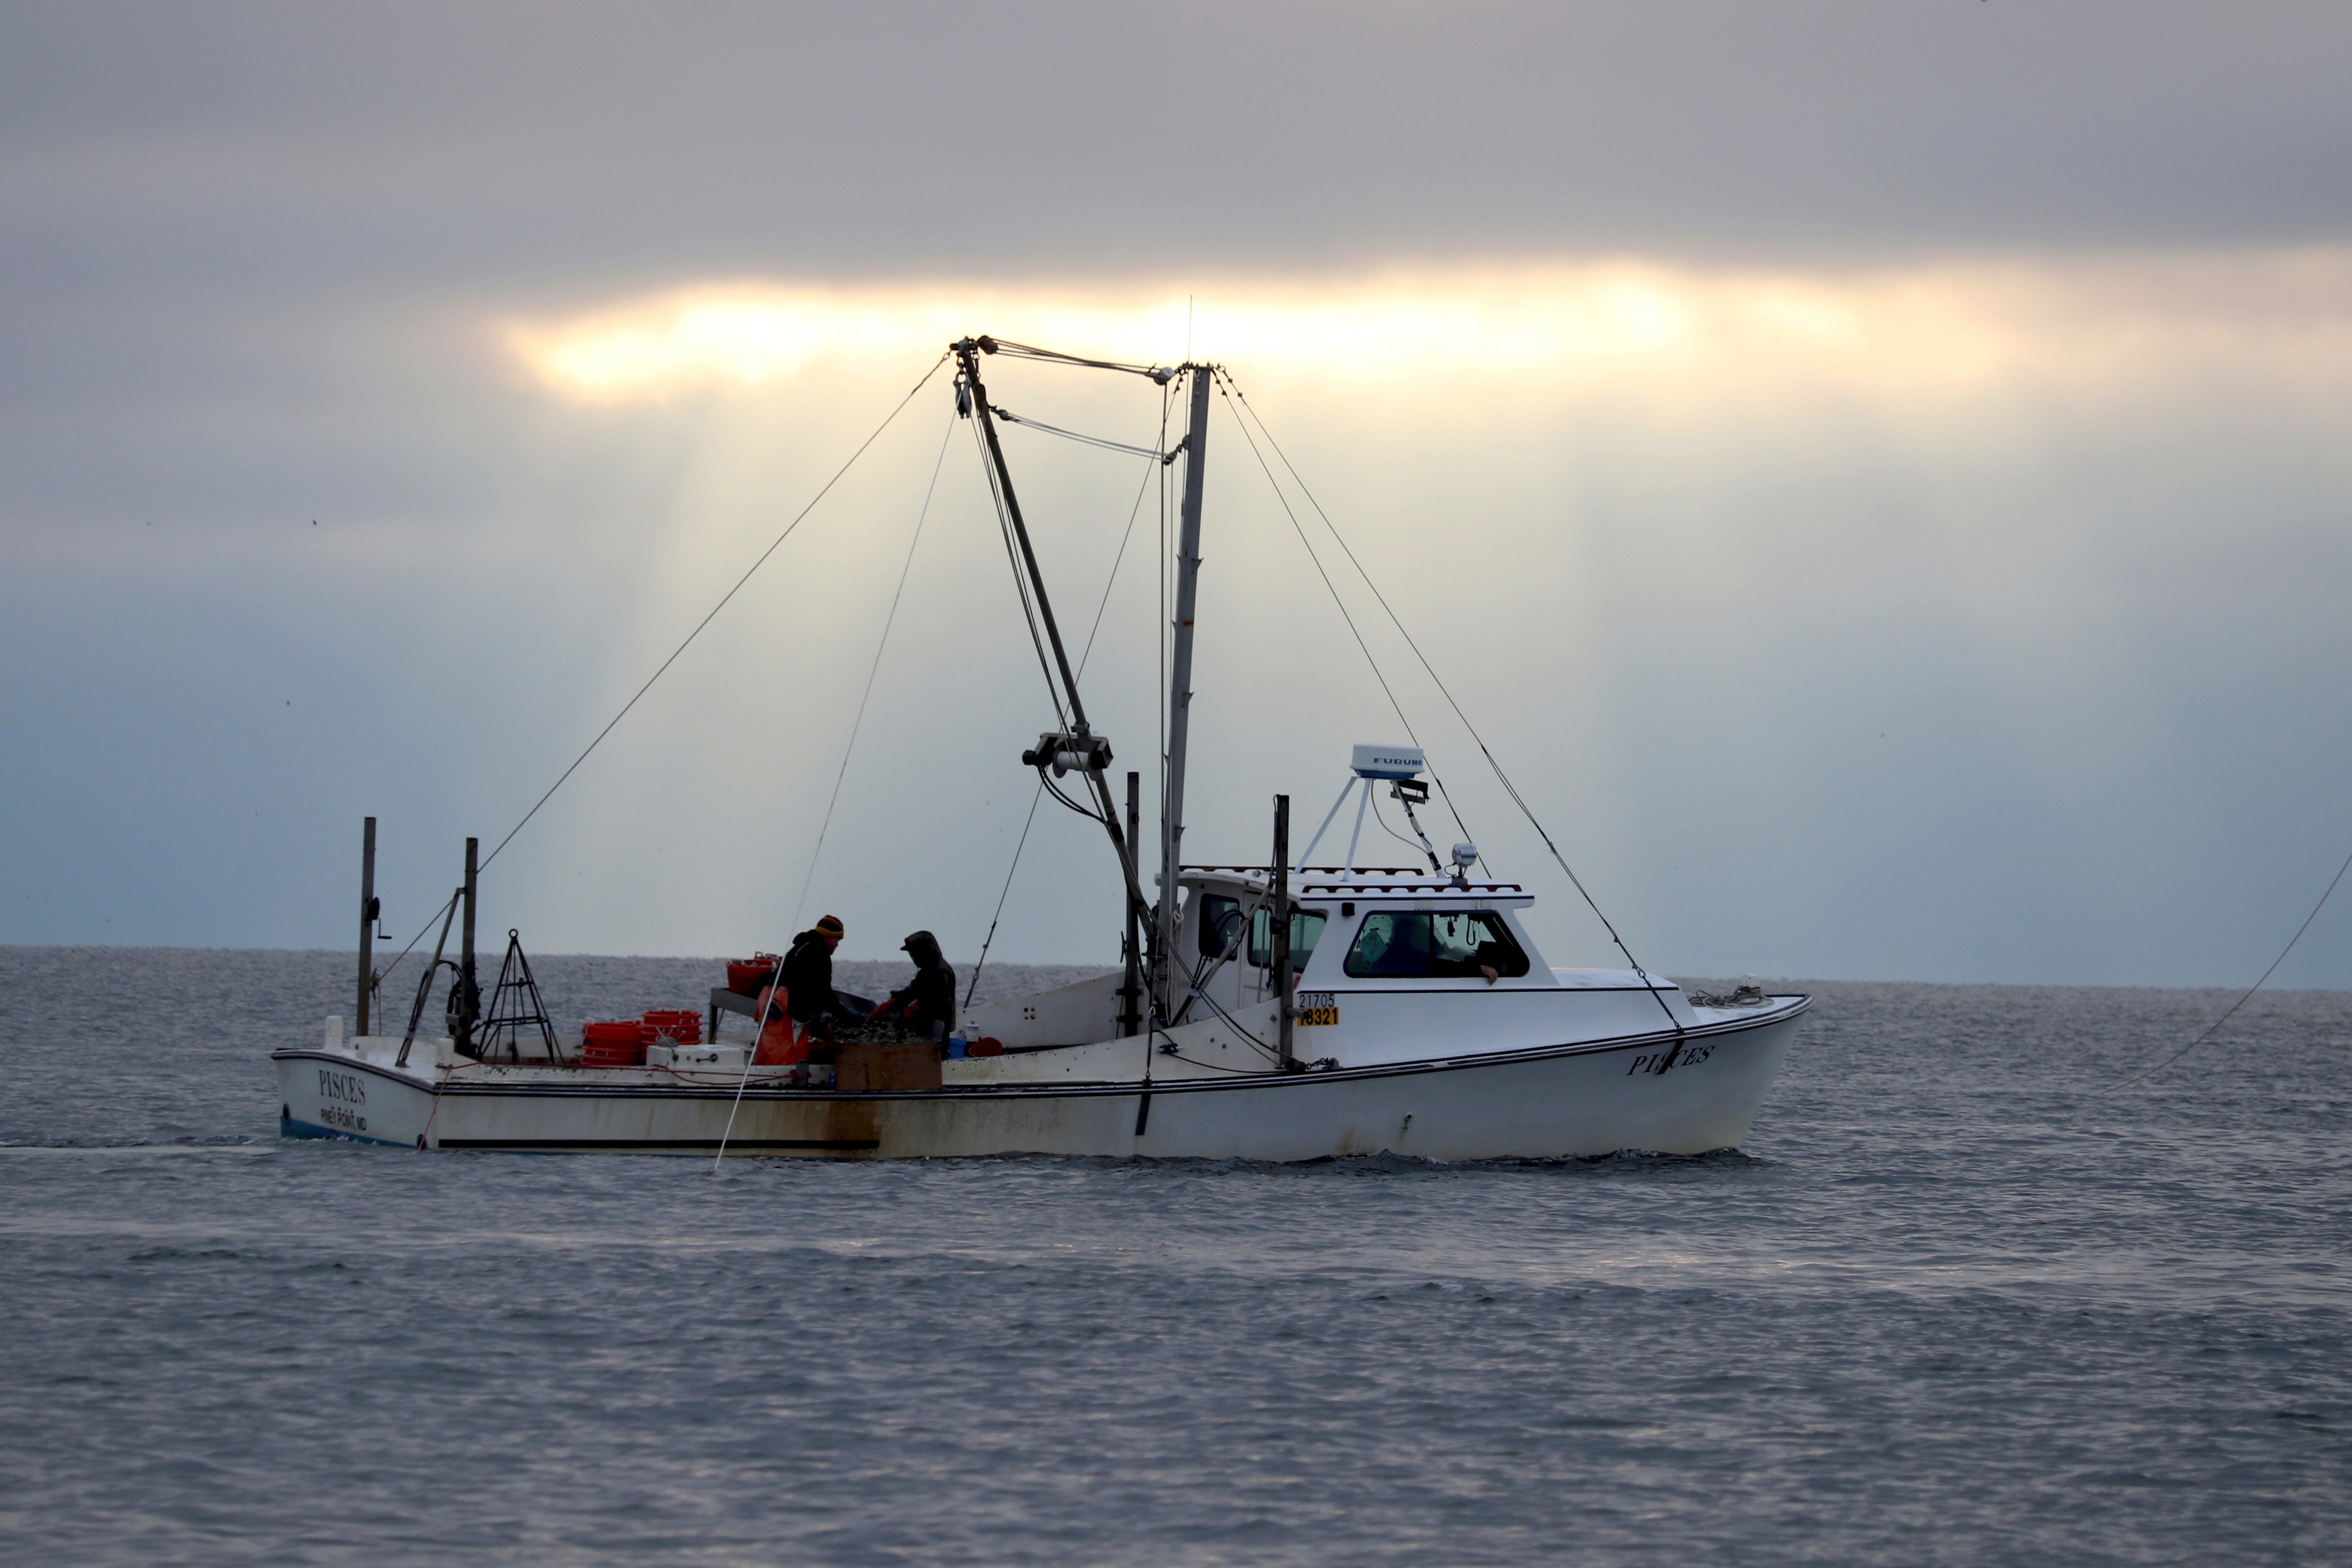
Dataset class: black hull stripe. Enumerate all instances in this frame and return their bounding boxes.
[436,1137,879,1151]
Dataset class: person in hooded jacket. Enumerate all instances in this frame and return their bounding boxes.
[779,915,859,1031]
[871,929,956,1041]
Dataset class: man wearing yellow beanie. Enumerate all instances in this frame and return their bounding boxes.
[780,914,857,1034]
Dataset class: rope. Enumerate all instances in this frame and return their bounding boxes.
[984,339,1169,380]
[1370,787,1434,862]
[1041,770,1111,826]
[1077,437,1160,671]
[2108,839,2352,1089]
[714,950,791,1171]
[382,357,944,1018]
[476,352,951,877]
[1211,374,1476,854]
[1159,1049,1274,1075]
[994,406,1164,461]
[965,443,1159,1010]
[971,415,1072,734]
[789,410,956,930]
[376,356,950,996]
[1218,372,1676,1026]
[372,889,458,1007]
[965,782,1047,1009]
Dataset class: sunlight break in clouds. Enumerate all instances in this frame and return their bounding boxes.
[504,253,2352,406]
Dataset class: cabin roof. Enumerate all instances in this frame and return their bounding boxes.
[1180,865,1530,900]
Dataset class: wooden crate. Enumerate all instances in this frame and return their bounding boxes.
[836,1039,943,1093]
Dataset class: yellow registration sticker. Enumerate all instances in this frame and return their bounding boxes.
[1297,991,1338,1027]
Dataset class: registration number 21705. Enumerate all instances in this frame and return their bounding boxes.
[1295,991,1339,1027]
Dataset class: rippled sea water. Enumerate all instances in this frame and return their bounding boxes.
[2,947,2348,1566]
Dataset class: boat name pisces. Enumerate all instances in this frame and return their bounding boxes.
[1626,1041,1716,1076]
[319,1069,368,1106]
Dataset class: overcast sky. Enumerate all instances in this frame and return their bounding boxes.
[5,1,2351,987]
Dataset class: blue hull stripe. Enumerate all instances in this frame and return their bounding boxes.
[280,1113,411,1150]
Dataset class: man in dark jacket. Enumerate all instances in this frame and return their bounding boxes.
[780,915,859,1030]
[871,929,956,1041]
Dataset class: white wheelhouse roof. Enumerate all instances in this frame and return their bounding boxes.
[1179,866,1533,906]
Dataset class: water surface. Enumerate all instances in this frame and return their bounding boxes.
[2,948,2346,1564]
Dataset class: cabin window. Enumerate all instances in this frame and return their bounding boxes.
[1197,894,1245,958]
[1247,907,1328,971]
[1343,910,1530,979]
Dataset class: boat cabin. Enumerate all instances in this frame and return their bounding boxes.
[1175,866,1549,1020]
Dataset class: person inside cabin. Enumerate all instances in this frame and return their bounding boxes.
[780,915,859,1036]
[871,929,957,1042]
[1430,912,1505,985]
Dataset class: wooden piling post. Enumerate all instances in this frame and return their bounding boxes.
[1273,794,1295,1068]
[356,817,376,1037]
[457,836,479,1056]
[1122,771,1143,1037]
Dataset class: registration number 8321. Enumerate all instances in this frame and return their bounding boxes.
[1295,991,1339,1027]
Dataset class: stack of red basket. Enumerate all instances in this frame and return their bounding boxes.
[639,1008,702,1048]
[581,1020,646,1068]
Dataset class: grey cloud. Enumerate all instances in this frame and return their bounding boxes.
[7,2,2352,986]
[4,0,2349,303]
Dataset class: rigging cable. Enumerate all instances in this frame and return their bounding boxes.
[1079,423,1163,670]
[789,409,958,932]
[1041,770,1111,825]
[713,947,792,1172]
[965,430,1166,1009]
[1159,1051,1271,1075]
[1212,373,1477,855]
[1217,371,1678,1029]
[1370,786,1435,862]
[964,781,1047,1010]
[984,339,1170,380]
[1168,895,1287,1063]
[478,352,951,878]
[2107,839,2352,1090]
[993,406,1164,461]
[375,354,952,996]
[370,889,458,1005]
[970,413,1072,734]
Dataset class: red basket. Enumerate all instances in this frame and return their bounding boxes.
[968,1036,1005,1058]
[640,1008,702,1046]
[726,957,780,996]
[581,1020,647,1068]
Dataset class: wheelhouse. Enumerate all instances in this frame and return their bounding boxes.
[1175,866,1553,1020]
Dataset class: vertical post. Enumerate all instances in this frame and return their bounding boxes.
[1158,363,1213,1016]
[1344,780,1372,874]
[457,836,479,1057]
[1272,795,1295,1068]
[1122,771,1143,1038]
[355,817,376,1038]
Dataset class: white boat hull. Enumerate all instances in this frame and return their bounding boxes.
[274,998,1806,1161]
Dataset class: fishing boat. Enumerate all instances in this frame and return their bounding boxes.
[274,338,1808,1160]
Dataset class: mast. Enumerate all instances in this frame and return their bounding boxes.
[1157,365,1213,1016]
